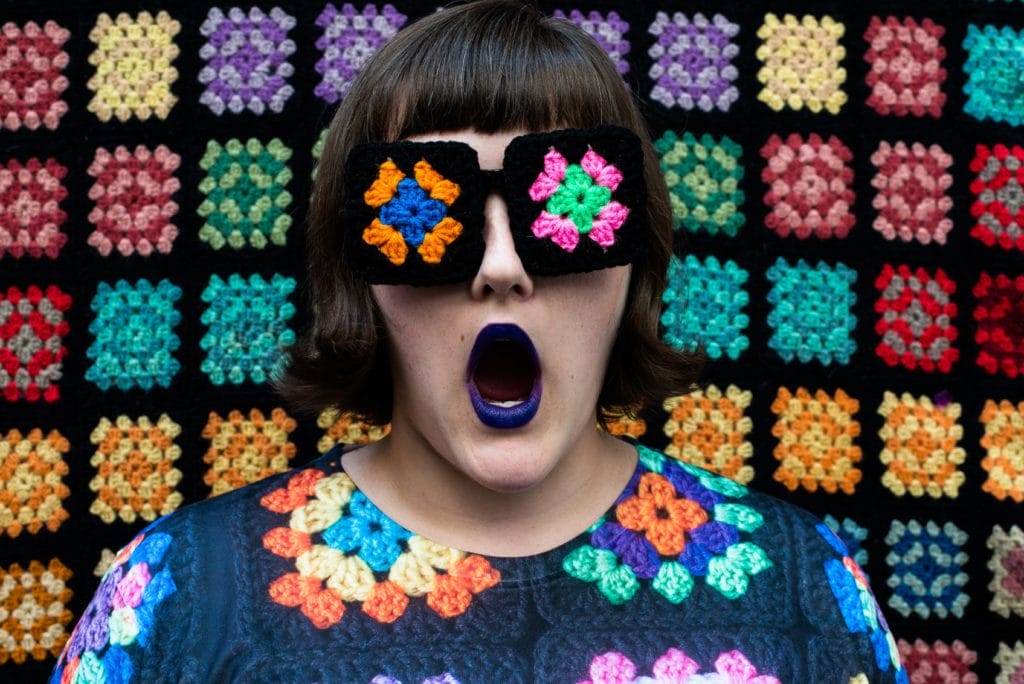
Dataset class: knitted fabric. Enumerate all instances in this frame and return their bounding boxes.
[969,143,1024,252]
[316,408,389,453]
[824,515,868,568]
[56,532,177,684]
[817,524,903,674]
[371,676,460,684]
[877,391,966,499]
[314,3,407,103]
[86,11,180,122]
[662,384,754,485]
[92,550,117,580]
[660,254,749,360]
[0,428,69,538]
[197,138,293,250]
[973,272,1024,379]
[962,25,1024,127]
[987,525,1024,619]
[765,257,857,365]
[603,414,647,440]
[874,264,959,373]
[198,7,296,115]
[863,17,947,118]
[770,387,862,495]
[553,10,630,76]
[505,126,646,275]
[86,145,181,257]
[756,14,847,114]
[579,647,780,683]
[654,130,745,236]
[761,133,855,240]
[0,157,68,260]
[87,415,183,524]
[896,639,978,684]
[0,21,69,131]
[0,559,72,665]
[562,445,771,605]
[646,12,739,112]
[994,642,1024,684]
[0,284,70,403]
[85,279,181,391]
[528,144,630,250]
[364,160,465,264]
[199,273,297,385]
[884,520,969,619]
[870,141,954,245]
[260,468,501,627]
[980,399,1024,503]
[344,140,484,284]
[202,408,297,496]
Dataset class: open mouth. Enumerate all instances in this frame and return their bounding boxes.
[466,323,542,429]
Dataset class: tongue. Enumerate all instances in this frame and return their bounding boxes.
[472,340,536,402]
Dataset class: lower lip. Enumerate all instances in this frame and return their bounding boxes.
[466,324,542,430]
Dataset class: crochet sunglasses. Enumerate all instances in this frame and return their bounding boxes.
[341,126,648,285]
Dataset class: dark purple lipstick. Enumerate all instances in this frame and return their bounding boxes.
[466,323,542,429]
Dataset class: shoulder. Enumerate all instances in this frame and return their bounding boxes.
[50,450,345,683]
[167,448,348,529]
[49,512,187,683]
[557,443,908,683]
[643,444,908,683]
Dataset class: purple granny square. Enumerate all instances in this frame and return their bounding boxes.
[553,9,631,75]
[198,6,297,115]
[647,11,740,112]
[314,3,408,103]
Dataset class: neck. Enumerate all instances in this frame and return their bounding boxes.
[340,417,637,557]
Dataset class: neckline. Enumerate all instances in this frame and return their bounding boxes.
[320,442,645,567]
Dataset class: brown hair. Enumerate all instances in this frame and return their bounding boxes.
[278,0,703,425]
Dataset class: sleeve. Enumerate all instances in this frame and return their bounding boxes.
[49,515,190,684]
[801,521,909,684]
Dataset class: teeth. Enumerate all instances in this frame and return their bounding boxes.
[485,399,526,408]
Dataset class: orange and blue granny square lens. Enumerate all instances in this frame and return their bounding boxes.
[342,126,646,285]
[343,140,487,285]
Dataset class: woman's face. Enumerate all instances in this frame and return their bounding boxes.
[371,128,631,493]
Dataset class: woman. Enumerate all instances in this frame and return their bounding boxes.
[53,2,905,681]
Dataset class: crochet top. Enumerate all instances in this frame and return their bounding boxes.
[51,443,908,683]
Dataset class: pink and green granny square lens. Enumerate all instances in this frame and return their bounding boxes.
[343,126,647,285]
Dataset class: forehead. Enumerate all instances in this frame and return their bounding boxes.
[403,128,531,171]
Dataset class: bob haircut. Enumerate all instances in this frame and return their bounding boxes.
[279,0,703,425]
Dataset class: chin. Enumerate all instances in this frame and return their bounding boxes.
[459,441,555,493]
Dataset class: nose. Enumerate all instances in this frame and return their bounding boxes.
[470,192,534,301]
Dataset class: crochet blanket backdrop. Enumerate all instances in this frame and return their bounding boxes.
[2,0,1022,680]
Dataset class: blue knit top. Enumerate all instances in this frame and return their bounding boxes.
[51,443,907,683]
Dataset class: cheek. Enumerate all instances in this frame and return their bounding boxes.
[373,287,430,365]
[372,286,464,379]
[373,285,456,333]
[551,268,630,364]
[584,267,630,326]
